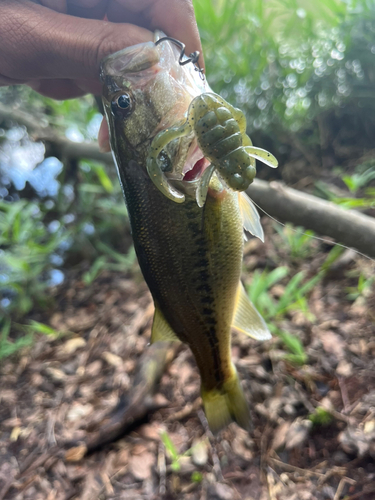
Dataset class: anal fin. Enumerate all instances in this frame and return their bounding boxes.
[231,282,271,340]
[151,305,181,344]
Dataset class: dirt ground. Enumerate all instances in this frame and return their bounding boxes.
[1,218,375,500]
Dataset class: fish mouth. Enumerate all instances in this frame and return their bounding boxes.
[162,144,213,206]
[181,142,210,182]
[183,156,209,181]
[158,135,213,206]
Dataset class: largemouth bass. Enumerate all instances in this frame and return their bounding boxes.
[101,33,275,433]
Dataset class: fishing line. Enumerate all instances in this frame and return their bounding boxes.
[250,199,375,264]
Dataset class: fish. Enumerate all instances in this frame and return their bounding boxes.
[101,32,277,433]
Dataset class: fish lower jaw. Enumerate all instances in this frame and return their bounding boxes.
[165,148,212,202]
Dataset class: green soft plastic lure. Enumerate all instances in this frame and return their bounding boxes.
[147,92,278,207]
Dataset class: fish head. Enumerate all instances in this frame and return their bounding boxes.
[101,32,210,186]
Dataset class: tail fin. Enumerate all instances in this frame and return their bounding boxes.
[201,369,251,434]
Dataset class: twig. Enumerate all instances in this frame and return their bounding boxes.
[337,376,350,414]
[0,102,113,165]
[158,442,167,496]
[0,476,15,500]
[333,477,356,500]
[311,398,354,425]
[267,457,325,478]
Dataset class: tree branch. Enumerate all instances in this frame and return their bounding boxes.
[247,180,375,259]
[0,102,113,165]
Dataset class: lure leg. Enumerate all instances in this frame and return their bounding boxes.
[244,146,278,169]
[147,122,193,203]
[196,163,216,207]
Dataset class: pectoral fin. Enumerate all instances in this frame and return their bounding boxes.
[151,305,181,343]
[232,282,271,340]
[238,192,264,242]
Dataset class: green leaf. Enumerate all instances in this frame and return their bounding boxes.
[27,321,59,336]
[160,431,179,461]
[93,164,114,193]
[191,471,203,483]
[277,330,307,365]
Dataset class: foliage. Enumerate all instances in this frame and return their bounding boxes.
[194,0,375,137]
[315,160,375,209]
[160,431,206,482]
[275,224,315,259]
[309,406,334,426]
[277,329,308,365]
[0,199,68,318]
[0,155,133,347]
[0,318,61,360]
[0,319,34,359]
[246,266,316,365]
[346,271,375,301]
[246,242,347,365]
[247,266,321,321]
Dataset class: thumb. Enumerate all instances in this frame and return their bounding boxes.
[0,0,153,85]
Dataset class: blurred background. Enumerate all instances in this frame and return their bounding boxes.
[1,1,375,498]
[0,0,374,356]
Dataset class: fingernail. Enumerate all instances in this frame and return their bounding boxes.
[98,116,111,152]
[99,143,111,153]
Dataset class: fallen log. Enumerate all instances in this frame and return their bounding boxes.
[248,179,375,259]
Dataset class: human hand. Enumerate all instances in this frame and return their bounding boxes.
[0,0,203,150]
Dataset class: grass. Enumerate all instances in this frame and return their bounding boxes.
[346,272,375,301]
[245,240,347,365]
[0,319,62,360]
[275,225,316,260]
[160,431,205,482]
[247,267,322,322]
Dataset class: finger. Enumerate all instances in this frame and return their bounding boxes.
[98,117,111,152]
[1,1,153,84]
[67,0,108,19]
[39,0,67,13]
[28,78,101,99]
[107,0,204,67]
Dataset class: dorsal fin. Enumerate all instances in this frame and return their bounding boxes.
[238,192,264,242]
[151,305,180,343]
[231,282,271,340]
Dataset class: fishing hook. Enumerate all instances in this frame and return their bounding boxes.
[155,36,205,80]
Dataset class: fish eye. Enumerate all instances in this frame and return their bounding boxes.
[111,93,133,116]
